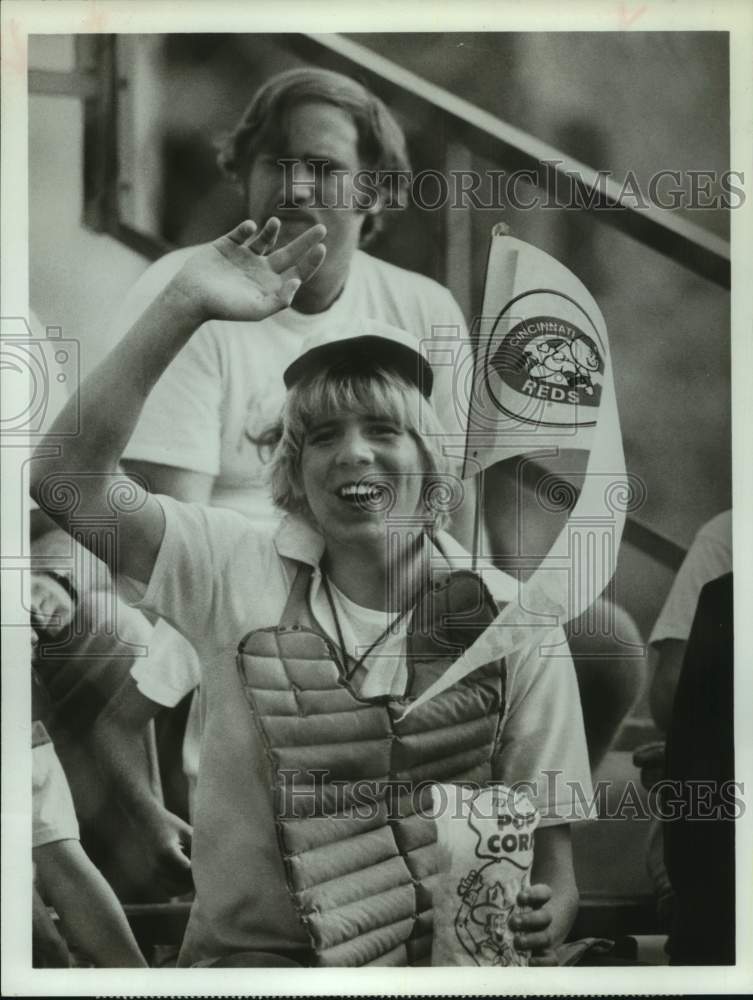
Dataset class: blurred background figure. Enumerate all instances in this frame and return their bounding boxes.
[648,510,731,732]
[31,570,147,968]
[28,316,164,902]
[634,510,733,946]
[662,571,734,965]
[32,717,147,968]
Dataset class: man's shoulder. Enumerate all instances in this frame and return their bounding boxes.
[118,244,208,320]
[131,244,272,352]
[696,509,732,552]
[354,250,460,306]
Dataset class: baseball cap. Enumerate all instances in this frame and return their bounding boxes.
[283,319,434,398]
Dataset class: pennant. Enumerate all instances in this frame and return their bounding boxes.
[460,227,613,474]
[402,227,627,719]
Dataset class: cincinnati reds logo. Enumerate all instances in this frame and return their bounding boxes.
[489,316,603,410]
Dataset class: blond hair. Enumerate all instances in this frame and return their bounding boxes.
[270,366,453,531]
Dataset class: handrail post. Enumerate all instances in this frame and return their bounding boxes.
[442,140,474,321]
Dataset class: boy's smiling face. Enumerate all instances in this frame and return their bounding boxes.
[300,409,426,555]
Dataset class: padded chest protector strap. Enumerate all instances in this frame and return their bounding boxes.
[237,558,506,967]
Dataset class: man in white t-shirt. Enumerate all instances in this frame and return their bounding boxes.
[93,67,471,887]
[634,509,732,923]
[648,509,732,732]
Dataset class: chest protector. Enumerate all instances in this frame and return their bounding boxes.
[237,559,506,967]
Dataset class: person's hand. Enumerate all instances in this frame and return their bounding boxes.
[633,741,666,791]
[510,883,557,966]
[173,217,326,324]
[33,883,71,967]
[144,809,194,897]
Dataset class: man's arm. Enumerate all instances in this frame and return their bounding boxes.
[33,839,147,967]
[30,219,326,585]
[634,640,687,793]
[92,677,194,896]
[646,514,732,736]
[648,639,687,734]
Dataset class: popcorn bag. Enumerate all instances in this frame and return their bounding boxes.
[430,784,540,966]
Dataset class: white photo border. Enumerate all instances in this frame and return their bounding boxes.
[2,0,752,995]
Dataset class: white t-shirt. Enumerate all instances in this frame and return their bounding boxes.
[649,510,732,645]
[130,618,202,814]
[32,721,79,849]
[317,579,408,698]
[121,496,592,966]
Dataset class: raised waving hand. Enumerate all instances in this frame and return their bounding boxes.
[174,217,327,323]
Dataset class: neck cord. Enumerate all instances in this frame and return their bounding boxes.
[320,573,416,680]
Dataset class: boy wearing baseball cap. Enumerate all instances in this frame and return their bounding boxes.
[32,218,591,967]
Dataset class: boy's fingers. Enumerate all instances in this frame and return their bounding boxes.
[279,278,302,308]
[510,907,551,932]
[248,216,281,253]
[225,219,258,245]
[514,929,552,953]
[517,883,552,908]
[292,243,327,285]
[270,223,327,272]
[529,950,558,967]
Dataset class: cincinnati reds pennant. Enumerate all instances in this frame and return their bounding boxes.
[403,226,628,718]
